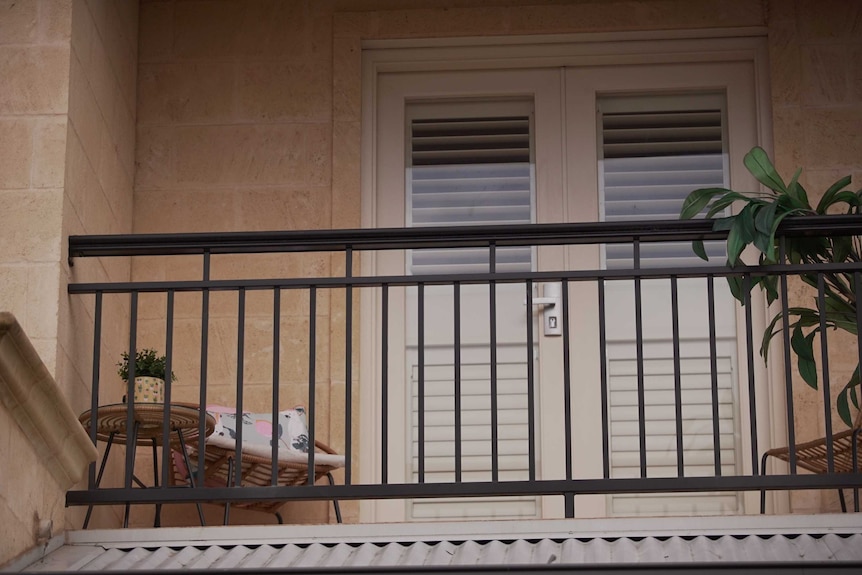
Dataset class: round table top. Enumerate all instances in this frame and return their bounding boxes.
[78,402,215,446]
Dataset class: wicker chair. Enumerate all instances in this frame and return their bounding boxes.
[171,438,343,525]
[760,407,862,513]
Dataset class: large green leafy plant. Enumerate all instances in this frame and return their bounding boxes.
[680,147,861,426]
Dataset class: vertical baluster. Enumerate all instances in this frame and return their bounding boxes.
[454,282,462,483]
[743,274,759,475]
[161,291,175,488]
[779,240,797,473]
[197,251,211,488]
[489,243,499,482]
[345,248,353,485]
[271,287,281,485]
[525,280,536,482]
[88,292,102,488]
[708,276,722,475]
[562,278,574,517]
[599,278,610,480]
[818,274,835,471]
[671,277,684,477]
[633,240,647,478]
[381,284,389,484]
[125,292,138,492]
[307,286,317,481]
[234,288,246,489]
[417,283,425,484]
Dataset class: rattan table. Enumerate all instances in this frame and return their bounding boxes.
[78,402,215,528]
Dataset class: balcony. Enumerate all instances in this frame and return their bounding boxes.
[64,217,862,525]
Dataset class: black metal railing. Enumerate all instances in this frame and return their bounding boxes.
[65,216,862,521]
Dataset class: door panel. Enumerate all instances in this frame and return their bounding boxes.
[566,63,759,517]
[375,69,564,522]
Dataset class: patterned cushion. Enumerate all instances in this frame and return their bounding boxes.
[209,406,310,453]
[204,405,344,467]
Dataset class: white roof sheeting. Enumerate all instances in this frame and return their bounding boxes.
[17,516,862,572]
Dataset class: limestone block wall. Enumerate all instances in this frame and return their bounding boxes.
[0,0,140,550]
[0,0,72,564]
[0,0,72,378]
[60,0,139,530]
[766,0,862,514]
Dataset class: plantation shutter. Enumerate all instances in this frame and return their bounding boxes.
[608,357,739,516]
[408,112,533,275]
[404,100,539,521]
[409,363,535,520]
[599,94,741,516]
[599,95,728,268]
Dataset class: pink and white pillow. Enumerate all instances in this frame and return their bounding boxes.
[205,405,344,467]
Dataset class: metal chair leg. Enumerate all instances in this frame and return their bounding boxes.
[152,438,161,527]
[176,429,206,526]
[223,458,234,526]
[123,421,141,528]
[83,432,116,529]
[326,472,342,524]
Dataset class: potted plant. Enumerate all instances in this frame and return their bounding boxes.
[680,146,861,426]
[117,348,176,403]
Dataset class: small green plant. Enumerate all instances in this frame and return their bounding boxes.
[117,349,177,382]
[680,146,861,426]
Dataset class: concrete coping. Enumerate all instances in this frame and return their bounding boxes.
[0,312,98,490]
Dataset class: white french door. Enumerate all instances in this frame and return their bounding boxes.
[365,54,766,522]
[372,68,566,522]
[564,63,760,517]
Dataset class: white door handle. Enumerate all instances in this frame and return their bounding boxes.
[525,282,562,336]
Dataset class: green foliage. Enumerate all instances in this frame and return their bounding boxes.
[680,146,862,426]
[117,349,177,382]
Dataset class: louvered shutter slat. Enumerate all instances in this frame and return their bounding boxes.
[409,116,533,275]
[600,106,727,269]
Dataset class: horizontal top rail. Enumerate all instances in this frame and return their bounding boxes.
[68,216,862,261]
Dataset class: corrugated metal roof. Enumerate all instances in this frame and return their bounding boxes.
[18,516,862,572]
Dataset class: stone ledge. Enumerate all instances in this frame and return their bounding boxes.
[0,312,97,489]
